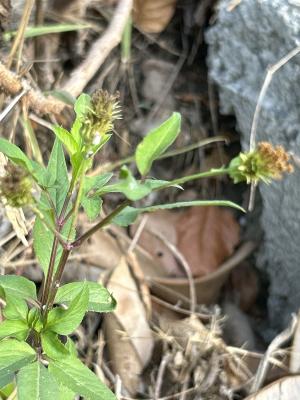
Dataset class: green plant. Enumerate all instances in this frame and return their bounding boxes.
[0,90,293,399]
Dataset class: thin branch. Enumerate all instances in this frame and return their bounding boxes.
[72,200,130,247]
[149,229,197,315]
[250,45,300,151]
[250,314,298,393]
[62,0,134,96]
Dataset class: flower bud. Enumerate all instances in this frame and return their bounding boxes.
[82,90,121,156]
[229,142,294,184]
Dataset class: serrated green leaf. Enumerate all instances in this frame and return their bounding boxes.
[52,126,78,156]
[0,320,29,340]
[27,308,43,332]
[65,338,77,358]
[46,284,89,335]
[41,331,70,360]
[0,275,37,301]
[55,281,116,313]
[0,138,33,172]
[58,385,75,400]
[113,200,244,227]
[48,357,116,400]
[74,93,91,119]
[3,295,28,321]
[0,339,36,381]
[46,138,69,215]
[135,113,181,175]
[0,138,46,183]
[112,206,139,227]
[17,361,59,400]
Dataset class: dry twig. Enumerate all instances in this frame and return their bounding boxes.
[63,0,134,96]
[0,62,66,115]
[250,314,298,393]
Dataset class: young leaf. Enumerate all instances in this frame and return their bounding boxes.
[95,166,171,201]
[81,173,112,221]
[51,126,78,156]
[46,138,70,213]
[3,295,28,321]
[41,331,70,360]
[65,338,77,357]
[17,361,59,400]
[135,112,181,176]
[113,200,245,227]
[33,139,70,274]
[0,320,29,340]
[0,138,46,183]
[74,93,91,118]
[55,281,116,313]
[0,275,37,301]
[0,339,36,380]
[112,206,139,227]
[46,284,89,335]
[48,357,116,400]
[0,138,33,172]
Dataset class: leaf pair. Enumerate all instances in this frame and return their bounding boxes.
[94,166,171,201]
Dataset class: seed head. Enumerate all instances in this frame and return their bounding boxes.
[0,163,33,207]
[83,90,121,156]
[229,142,294,184]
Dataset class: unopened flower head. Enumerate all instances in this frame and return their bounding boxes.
[0,163,33,207]
[229,142,294,185]
[83,90,121,154]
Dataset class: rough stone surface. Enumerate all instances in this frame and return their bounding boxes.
[206,0,300,333]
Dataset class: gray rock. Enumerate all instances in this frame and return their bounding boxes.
[206,0,300,332]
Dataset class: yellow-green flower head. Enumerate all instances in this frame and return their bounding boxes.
[229,142,294,184]
[83,90,121,155]
[0,163,33,207]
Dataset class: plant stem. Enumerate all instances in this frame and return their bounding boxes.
[156,167,230,191]
[90,136,227,175]
[72,200,130,248]
[40,236,59,306]
[45,248,70,311]
[121,17,132,64]
[29,205,66,247]
[39,178,75,308]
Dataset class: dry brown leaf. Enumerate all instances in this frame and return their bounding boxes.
[176,206,240,277]
[104,256,154,394]
[80,229,122,270]
[130,210,182,277]
[127,251,152,316]
[245,375,300,399]
[132,207,240,278]
[133,0,177,33]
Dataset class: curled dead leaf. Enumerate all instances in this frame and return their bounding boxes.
[132,206,240,278]
[133,0,177,33]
